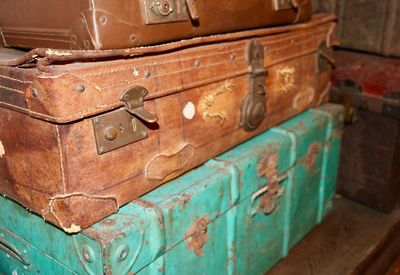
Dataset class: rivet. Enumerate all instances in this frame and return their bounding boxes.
[0,233,4,238]
[94,118,101,125]
[31,88,39,97]
[71,35,77,44]
[23,266,28,270]
[104,127,118,141]
[6,254,10,258]
[99,147,105,154]
[194,59,200,67]
[76,84,85,93]
[144,71,151,78]
[229,53,236,61]
[129,34,137,42]
[119,248,129,261]
[83,40,91,49]
[141,89,147,96]
[83,246,93,263]
[23,249,28,254]
[99,15,107,24]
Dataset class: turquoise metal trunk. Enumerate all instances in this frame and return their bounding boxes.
[0,103,344,275]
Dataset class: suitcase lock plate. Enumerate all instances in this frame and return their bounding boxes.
[240,40,267,132]
[141,0,199,24]
[92,86,158,155]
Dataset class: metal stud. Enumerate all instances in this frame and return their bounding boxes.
[31,88,39,97]
[76,84,85,93]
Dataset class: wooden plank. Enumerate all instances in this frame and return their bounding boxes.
[268,196,400,275]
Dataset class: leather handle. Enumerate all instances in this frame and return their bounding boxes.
[0,235,29,266]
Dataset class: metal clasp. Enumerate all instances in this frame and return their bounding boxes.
[92,86,158,155]
[120,87,158,124]
[317,41,335,74]
[240,39,268,132]
[141,0,198,25]
[251,154,287,215]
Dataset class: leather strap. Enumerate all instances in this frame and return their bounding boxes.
[291,0,310,23]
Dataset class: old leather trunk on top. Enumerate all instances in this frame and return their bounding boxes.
[0,0,312,50]
[0,14,337,232]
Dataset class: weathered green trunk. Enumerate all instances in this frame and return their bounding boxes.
[0,103,344,275]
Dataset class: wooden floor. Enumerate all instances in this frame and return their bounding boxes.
[268,196,400,275]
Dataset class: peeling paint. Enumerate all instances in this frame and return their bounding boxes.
[63,223,82,234]
[185,216,210,256]
[0,141,5,158]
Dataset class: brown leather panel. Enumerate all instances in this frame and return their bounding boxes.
[0,0,312,50]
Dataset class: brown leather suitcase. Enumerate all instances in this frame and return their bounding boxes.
[0,0,313,50]
[0,14,337,232]
[312,0,400,57]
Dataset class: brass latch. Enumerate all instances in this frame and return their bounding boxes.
[317,41,335,74]
[141,0,199,25]
[92,86,158,155]
[120,86,158,123]
[240,39,267,132]
[272,0,295,11]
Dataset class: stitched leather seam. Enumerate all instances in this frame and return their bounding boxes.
[0,100,121,121]
[0,74,33,84]
[55,125,67,193]
[78,29,328,81]
[100,57,246,89]
[78,29,328,78]
[80,48,244,77]
[0,84,25,94]
[94,35,325,89]
[3,34,70,43]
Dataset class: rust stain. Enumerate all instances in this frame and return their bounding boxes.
[178,193,191,209]
[257,153,280,214]
[166,193,192,210]
[184,216,210,256]
[134,199,157,208]
[301,142,322,171]
[101,218,116,227]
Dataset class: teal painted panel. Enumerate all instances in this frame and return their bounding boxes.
[0,226,76,274]
[0,104,344,275]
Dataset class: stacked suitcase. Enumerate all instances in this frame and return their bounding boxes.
[313,0,400,213]
[0,1,344,273]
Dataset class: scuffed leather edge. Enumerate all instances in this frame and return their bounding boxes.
[0,14,337,67]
